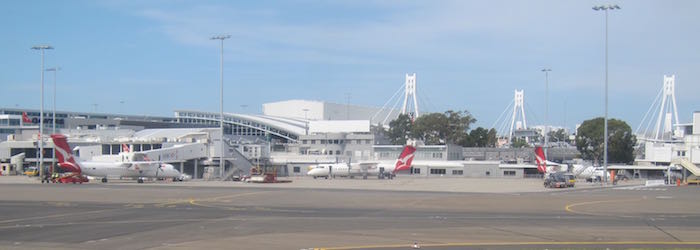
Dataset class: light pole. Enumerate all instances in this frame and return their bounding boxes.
[302,108,309,135]
[46,66,60,175]
[31,45,53,181]
[541,68,551,157]
[593,4,620,185]
[120,100,125,116]
[211,34,230,178]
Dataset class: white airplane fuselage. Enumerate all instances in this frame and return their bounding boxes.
[307,161,398,178]
[79,161,181,179]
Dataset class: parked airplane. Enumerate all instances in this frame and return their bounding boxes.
[535,146,606,180]
[307,145,416,179]
[51,134,183,183]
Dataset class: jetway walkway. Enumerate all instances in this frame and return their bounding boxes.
[135,143,208,163]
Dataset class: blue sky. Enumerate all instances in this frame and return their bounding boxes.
[2,0,699,132]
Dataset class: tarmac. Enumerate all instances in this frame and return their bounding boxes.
[0,175,698,250]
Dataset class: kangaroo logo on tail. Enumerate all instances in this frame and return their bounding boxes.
[22,112,32,123]
[50,134,81,173]
[535,146,547,174]
[394,145,417,173]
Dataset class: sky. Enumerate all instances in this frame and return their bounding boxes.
[1,0,699,133]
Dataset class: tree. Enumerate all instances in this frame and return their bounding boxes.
[575,117,636,165]
[445,110,476,145]
[486,128,498,147]
[412,113,449,145]
[469,127,489,147]
[511,137,529,148]
[387,110,477,146]
[411,110,477,145]
[387,114,413,145]
[548,128,569,144]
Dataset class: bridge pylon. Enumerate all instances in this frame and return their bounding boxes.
[637,75,681,141]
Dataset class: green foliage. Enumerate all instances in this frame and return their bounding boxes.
[412,112,449,145]
[387,114,413,145]
[548,128,569,143]
[486,128,498,147]
[511,137,529,148]
[411,110,476,145]
[386,110,477,146]
[575,117,637,165]
[468,127,489,147]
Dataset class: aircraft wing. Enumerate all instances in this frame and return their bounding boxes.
[131,152,150,162]
[125,162,159,171]
[355,162,380,171]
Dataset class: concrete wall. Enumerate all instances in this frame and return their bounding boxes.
[322,102,398,125]
[262,100,399,126]
[463,162,510,177]
[463,147,578,163]
[309,120,370,134]
[294,133,374,161]
[644,142,673,163]
[694,112,699,135]
[263,100,324,120]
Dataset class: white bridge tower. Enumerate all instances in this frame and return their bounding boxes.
[637,75,681,141]
[372,73,422,126]
[509,90,527,141]
[401,73,419,118]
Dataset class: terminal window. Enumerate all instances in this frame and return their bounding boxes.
[430,169,446,175]
[293,166,300,173]
[412,168,420,174]
[504,170,516,176]
[452,170,463,175]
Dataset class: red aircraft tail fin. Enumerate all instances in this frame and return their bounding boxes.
[394,145,417,173]
[22,112,31,123]
[535,146,547,174]
[50,134,81,173]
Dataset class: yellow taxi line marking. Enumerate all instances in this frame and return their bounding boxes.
[564,198,642,216]
[154,191,272,207]
[319,241,700,250]
[188,199,244,211]
[0,207,128,224]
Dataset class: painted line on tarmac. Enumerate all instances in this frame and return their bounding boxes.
[0,217,252,229]
[0,207,128,224]
[564,198,643,216]
[188,199,245,211]
[316,241,700,250]
[155,190,272,208]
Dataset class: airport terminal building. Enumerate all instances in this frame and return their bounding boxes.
[6,102,669,181]
[0,101,554,180]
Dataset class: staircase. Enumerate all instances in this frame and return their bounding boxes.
[221,142,255,181]
[671,157,700,176]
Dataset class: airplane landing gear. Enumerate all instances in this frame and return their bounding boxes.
[137,178,144,183]
[101,177,108,183]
